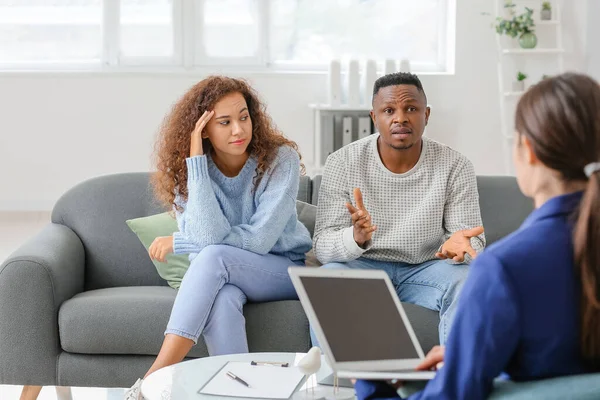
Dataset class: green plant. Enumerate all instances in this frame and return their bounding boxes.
[496,7,535,38]
[542,74,550,80]
[517,72,528,81]
[542,2,552,11]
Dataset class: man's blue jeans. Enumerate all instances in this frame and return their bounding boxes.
[311,257,469,346]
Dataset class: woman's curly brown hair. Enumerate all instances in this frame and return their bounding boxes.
[152,76,304,210]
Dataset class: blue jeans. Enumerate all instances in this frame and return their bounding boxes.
[311,258,468,346]
[165,245,303,355]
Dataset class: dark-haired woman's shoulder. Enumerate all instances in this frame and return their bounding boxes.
[475,215,575,297]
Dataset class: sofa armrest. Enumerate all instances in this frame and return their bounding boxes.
[489,373,600,399]
[0,223,84,385]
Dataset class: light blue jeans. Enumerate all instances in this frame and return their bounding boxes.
[311,258,469,346]
[165,245,304,355]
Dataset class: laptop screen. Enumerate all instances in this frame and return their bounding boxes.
[299,276,420,362]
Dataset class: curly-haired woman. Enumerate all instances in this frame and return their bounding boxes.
[126,76,312,399]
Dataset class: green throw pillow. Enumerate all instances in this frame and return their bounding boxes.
[126,212,190,289]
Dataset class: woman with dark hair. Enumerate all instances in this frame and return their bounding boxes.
[355,72,600,399]
[126,76,311,399]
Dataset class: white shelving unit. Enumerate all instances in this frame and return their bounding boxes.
[494,0,564,173]
[309,104,372,175]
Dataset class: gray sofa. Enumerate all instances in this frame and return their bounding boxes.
[0,173,538,389]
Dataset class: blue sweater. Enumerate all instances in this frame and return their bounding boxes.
[356,192,593,400]
[172,146,312,261]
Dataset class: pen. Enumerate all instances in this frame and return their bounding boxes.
[250,361,289,367]
[226,371,250,387]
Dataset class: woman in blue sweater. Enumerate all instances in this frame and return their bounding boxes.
[355,72,600,399]
[127,76,312,398]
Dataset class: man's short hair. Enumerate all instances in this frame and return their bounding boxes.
[372,72,427,104]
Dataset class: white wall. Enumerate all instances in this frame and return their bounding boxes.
[0,0,590,211]
[587,0,599,80]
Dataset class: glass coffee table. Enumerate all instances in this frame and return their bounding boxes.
[141,352,356,400]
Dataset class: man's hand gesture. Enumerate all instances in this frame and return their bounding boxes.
[345,188,377,248]
[436,227,484,262]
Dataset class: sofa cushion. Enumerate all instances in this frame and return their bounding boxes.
[311,175,322,205]
[126,212,189,289]
[58,287,311,357]
[296,200,317,237]
[476,176,533,245]
[298,175,312,204]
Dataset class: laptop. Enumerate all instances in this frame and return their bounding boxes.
[289,267,436,381]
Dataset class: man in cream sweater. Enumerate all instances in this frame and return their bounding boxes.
[313,72,485,345]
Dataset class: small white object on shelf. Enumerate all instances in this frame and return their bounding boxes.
[327,60,342,106]
[512,80,525,92]
[347,60,360,107]
[399,58,411,72]
[384,59,396,75]
[362,60,378,106]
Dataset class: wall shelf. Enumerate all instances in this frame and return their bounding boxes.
[502,48,564,54]
[309,104,371,112]
[538,20,560,25]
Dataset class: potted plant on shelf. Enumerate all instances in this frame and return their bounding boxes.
[541,2,552,20]
[496,7,538,49]
[514,72,528,92]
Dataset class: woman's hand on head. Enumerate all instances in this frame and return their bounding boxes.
[190,110,215,157]
[149,236,174,263]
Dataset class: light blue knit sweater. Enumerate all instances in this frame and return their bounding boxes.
[172,146,312,261]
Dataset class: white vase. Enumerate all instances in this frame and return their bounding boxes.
[399,59,411,72]
[347,60,360,107]
[513,80,525,92]
[541,9,552,20]
[327,60,342,106]
[362,60,378,106]
[384,59,396,75]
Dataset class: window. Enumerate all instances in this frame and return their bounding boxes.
[200,0,259,60]
[0,0,102,64]
[0,0,455,73]
[270,0,451,72]
[120,0,174,59]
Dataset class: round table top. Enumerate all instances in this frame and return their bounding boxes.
[141,352,356,400]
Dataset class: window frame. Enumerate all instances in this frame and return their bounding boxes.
[0,0,456,74]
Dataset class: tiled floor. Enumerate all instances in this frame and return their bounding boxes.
[0,385,127,400]
[0,211,51,264]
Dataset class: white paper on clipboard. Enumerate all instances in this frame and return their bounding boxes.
[199,361,305,399]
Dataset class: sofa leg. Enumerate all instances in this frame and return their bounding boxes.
[55,386,73,400]
[19,386,42,400]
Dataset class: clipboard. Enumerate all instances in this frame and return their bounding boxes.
[199,361,306,399]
